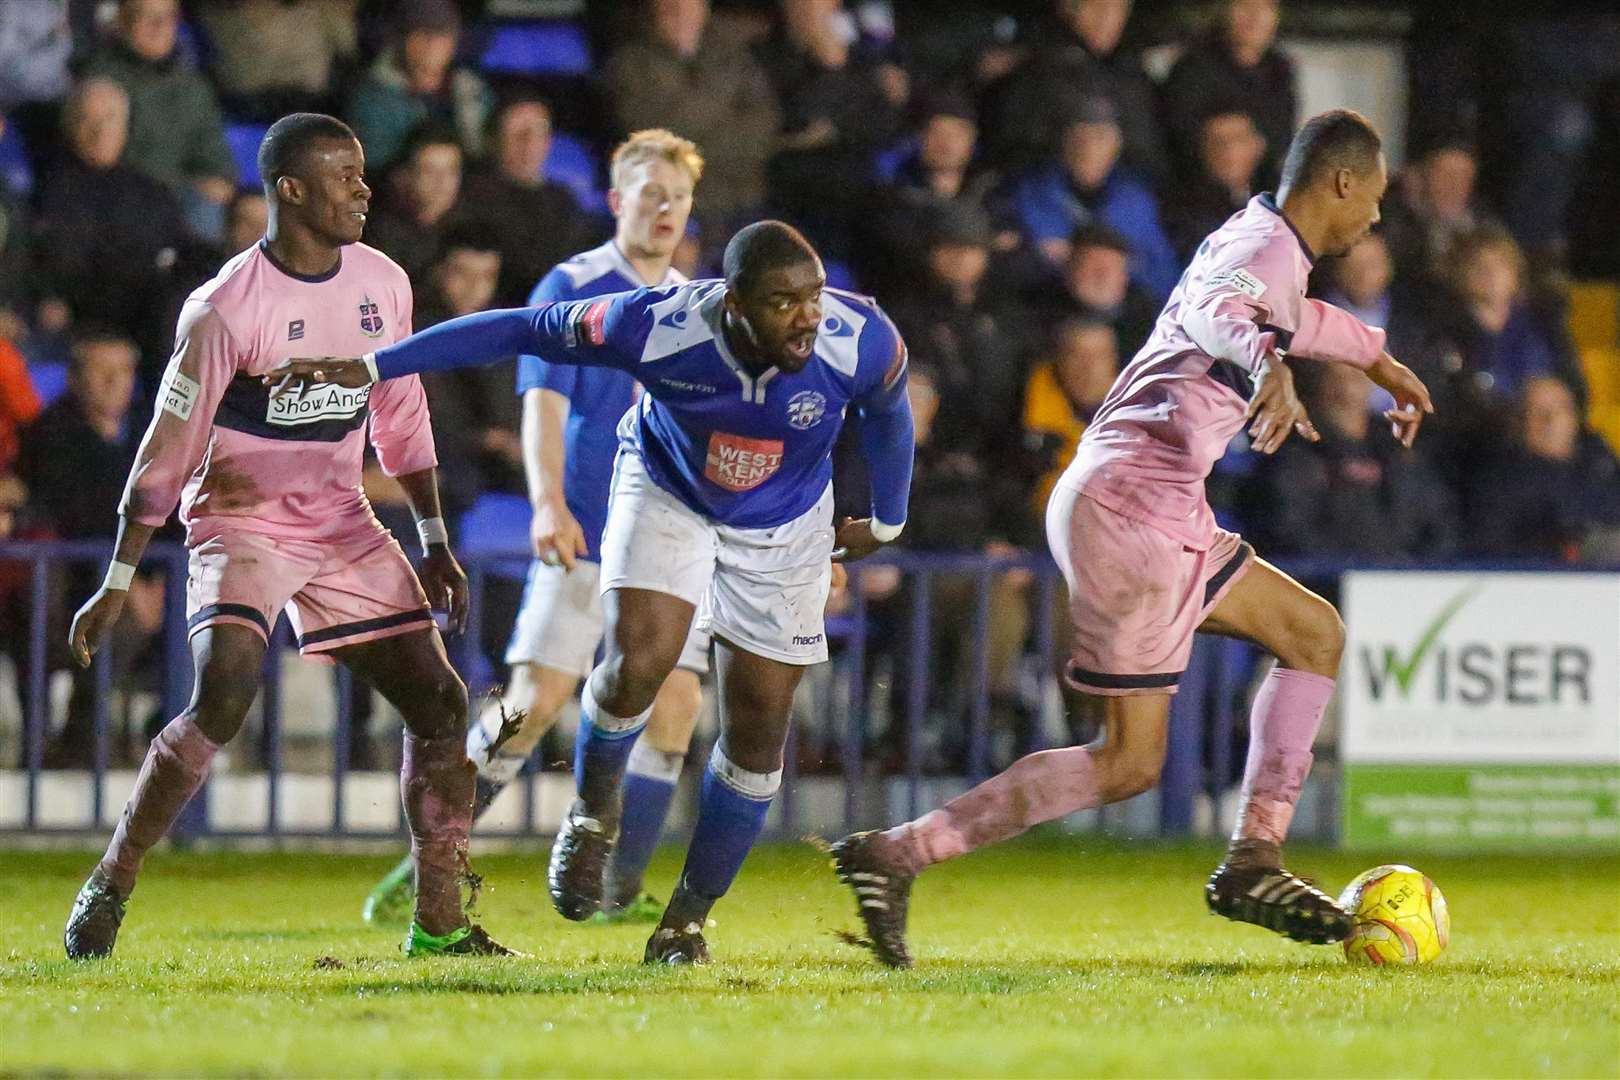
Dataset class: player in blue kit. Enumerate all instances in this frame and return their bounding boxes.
[271,220,915,964]
[360,130,711,928]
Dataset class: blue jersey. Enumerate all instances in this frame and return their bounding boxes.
[374,280,914,531]
[515,242,684,559]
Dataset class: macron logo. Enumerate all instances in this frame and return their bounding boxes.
[792,633,824,647]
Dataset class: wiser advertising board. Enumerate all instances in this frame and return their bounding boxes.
[1341,573,1620,851]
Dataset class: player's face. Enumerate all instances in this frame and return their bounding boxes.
[613,158,695,262]
[1327,153,1387,257]
[729,259,826,373]
[287,137,371,246]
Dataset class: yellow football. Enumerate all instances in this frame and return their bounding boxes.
[1338,864,1450,966]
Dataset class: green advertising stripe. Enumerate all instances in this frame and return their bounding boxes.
[1344,763,1620,851]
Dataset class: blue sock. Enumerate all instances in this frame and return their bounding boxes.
[610,743,684,902]
[677,744,780,905]
[574,682,650,812]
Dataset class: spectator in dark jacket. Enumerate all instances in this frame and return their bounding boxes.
[363,124,466,287]
[1031,224,1159,358]
[1380,139,1500,298]
[1248,361,1457,560]
[1162,0,1297,184]
[14,329,159,767]
[886,203,1029,466]
[988,0,1168,186]
[199,0,357,121]
[1012,96,1179,299]
[1463,376,1620,561]
[34,79,187,380]
[459,96,590,306]
[607,0,778,246]
[415,226,523,515]
[82,0,237,239]
[756,0,904,255]
[1163,109,1267,263]
[345,0,490,175]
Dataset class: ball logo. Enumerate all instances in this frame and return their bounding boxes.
[786,390,827,430]
[358,296,385,338]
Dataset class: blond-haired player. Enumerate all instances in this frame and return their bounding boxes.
[363,130,708,926]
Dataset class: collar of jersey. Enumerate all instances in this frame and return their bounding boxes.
[1256,192,1316,266]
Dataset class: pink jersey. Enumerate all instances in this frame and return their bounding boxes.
[1061,194,1387,550]
[121,241,436,543]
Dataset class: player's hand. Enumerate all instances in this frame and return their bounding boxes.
[69,587,128,668]
[419,546,470,635]
[1367,353,1434,449]
[263,356,373,397]
[531,499,587,571]
[1245,358,1318,455]
[831,517,885,563]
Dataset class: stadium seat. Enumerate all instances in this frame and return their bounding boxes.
[546,133,607,214]
[27,361,68,407]
[0,121,33,196]
[822,258,859,292]
[480,21,593,77]
[225,122,270,189]
[456,493,533,582]
[874,138,916,184]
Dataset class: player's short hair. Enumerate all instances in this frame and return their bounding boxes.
[433,221,502,264]
[723,220,820,297]
[1278,109,1382,193]
[400,122,463,164]
[610,128,704,190]
[257,113,359,197]
[1069,223,1131,258]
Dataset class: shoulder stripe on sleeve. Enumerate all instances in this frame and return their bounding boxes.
[882,336,908,390]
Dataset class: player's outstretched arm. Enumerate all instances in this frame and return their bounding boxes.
[1366,352,1434,449]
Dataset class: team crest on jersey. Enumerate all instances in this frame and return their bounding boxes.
[358,295,385,338]
[785,389,828,429]
[704,432,784,493]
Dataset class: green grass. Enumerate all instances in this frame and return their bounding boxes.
[2,839,1617,1078]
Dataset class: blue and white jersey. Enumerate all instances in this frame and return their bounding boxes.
[515,242,684,559]
[374,280,914,531]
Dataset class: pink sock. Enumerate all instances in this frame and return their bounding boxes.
[1232,667,1336,846]
[402,732,476,934]
[879,747,1100,874]
[99,715,220,895]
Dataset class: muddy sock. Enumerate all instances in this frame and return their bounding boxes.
[98,715,221,896]
[1228,668,1335,857]
[402,731,476,936]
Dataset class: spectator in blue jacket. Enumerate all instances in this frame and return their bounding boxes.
[1010,95,1180,300]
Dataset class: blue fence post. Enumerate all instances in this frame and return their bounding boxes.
[905,570,931,820]
[967,567,993,783]
[163,545,207,839]
[1161,636,1211,835]
[1033,570,1057,754]
[91,644,111,828]
[332,666,353,834]
[841,568,868,833]
[25,558,48,830]
[261,626,284,839]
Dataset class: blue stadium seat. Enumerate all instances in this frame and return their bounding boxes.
[545,133,607,214]
[27,361,68,407]
[874,137,916,184]
[456,493,532,581]
[0,121,34,196]
[480,21,592,77]
[822,258,859,292]
[225,122,269,189]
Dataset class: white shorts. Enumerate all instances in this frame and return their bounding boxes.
[505,557,711,678]
[598,449,834,665]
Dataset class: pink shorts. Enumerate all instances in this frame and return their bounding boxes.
[186,526,434,655]
[1046,486,1252,696]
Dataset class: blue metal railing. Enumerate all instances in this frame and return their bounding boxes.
[2,538,1610,842]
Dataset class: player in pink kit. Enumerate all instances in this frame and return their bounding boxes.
[63,114,514,959]
[832,110,1434,966]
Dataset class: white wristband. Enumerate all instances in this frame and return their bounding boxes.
[103,561,136,591]
[361,352,380,383]
[417,516,450,553]
[869,518,904,543]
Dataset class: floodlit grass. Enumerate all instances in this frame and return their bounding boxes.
[2,839,1616,1077]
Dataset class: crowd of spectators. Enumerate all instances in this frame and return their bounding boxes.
[1,0,1618,769]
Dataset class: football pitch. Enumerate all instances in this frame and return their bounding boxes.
[2,839,1616,1078]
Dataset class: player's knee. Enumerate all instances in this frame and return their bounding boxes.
[1092,739,1164,801]
[1281,596,1345,676]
